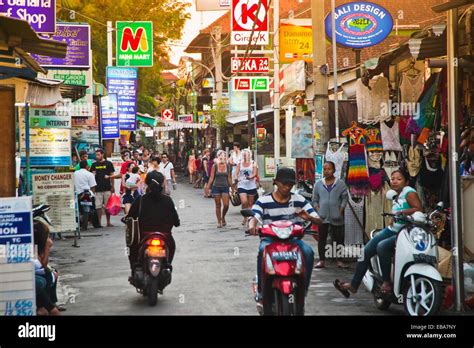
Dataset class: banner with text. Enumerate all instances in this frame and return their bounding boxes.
[106,67,138,131]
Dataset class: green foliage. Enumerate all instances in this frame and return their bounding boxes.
[210,100,228,130]
[137,94,159,115]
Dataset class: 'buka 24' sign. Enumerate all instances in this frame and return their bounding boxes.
[325,1,393,49]
[0,0,56,34]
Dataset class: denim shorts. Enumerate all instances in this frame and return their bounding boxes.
[211,186,229,196]
[238,188,258,196]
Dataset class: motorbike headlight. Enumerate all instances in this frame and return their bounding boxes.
[271,226,293,239]
[409,227,430,251]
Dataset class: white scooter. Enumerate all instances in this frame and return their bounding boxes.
[362,190,443,316]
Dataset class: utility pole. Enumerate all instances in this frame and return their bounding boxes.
[273,0,281,164]
[213,26,223,149]
[311,0,329,154]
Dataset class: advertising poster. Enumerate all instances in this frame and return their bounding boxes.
[291,116,314,159]
[0,196,36,316]
[100,94,120,140]
[264,157,276,177]
[29,101,72,129]
[0,0,56,33]
[32,23,91,68]
[32,173,76,233]
[279,19,313,63]
[71,128,100,160]
[116,21,153,67]
[315,155,325,181]
[106,67,138,131]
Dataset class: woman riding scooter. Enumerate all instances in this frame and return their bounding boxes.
[334,169,422,297]
[126,171,180,271]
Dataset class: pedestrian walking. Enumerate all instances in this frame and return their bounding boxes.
[229,143,242,180]
[312,161,349,269]
[90,149,115,227]
[159,153,177,195]
[188,149,196,185]
[201,149,211,197]
[235,149,258,225]
[122,162,140,215]
[206,150,232,228]
[194,154,203,188]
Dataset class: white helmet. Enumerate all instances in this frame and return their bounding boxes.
[411,211,427,224]
[385,189,398,201]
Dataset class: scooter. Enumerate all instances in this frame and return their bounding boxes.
[363,190,444,316]
[77,190,94,230]
[129,232,173,306]
[241,209,309,316]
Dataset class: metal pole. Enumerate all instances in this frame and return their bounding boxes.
[331,0,339,142]
[253,91,258,157]
[273,0,281,166]
[447,7,465,312]
[312,0,330,154]
[107,21,113,67]
[25,104,31,196]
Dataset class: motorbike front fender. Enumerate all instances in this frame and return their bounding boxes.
[404,264,442,282]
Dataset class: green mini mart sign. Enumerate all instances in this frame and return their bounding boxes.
[232,77,269,92]
[116,21,153,67]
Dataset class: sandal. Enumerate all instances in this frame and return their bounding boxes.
[222,220,227,227]
[315,261,325,269]
[380,283,392,294]
[333,279,351,298]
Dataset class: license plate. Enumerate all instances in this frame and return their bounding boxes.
[413,254,437,265]
[271,251,298,261]
[147,248,167,258]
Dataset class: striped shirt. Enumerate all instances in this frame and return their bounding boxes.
[252,193,319,225]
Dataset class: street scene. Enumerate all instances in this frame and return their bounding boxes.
[1,0,474,322]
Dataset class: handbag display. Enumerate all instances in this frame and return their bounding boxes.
[125,196,142,247]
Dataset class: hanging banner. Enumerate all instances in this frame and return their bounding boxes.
[231,0,269,45]
[100,93,120,140]
[116,21,153,67]
[32,23,91,68]
[0,0,56,33]
[106,67,138,131]
[32,173,76,233]
[0,197,36,316]
[292,116,314,159]
[325,2,394,49]
[279,19,313,63]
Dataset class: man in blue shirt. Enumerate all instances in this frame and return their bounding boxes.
[248,167,322,300]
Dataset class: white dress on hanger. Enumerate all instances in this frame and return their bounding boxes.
[356,76,390,124]
[400,72,424,104]
[325,144,345,179]
[380,120,403,152]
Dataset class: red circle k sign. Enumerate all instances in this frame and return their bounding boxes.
[232,0,268,31]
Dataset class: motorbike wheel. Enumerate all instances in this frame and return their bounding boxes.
[403,276,442,316]
[274,290,295,316]
[147,278,159,306]
[80,212,89,230]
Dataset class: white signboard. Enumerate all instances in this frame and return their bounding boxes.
[231,0,269,45]
[196,0,230,11]
[0,197,36,316]
[32,173,76,233]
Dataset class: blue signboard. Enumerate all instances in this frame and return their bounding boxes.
[325,2,393,49]
[100,93,120,139]
[106,67,138,131]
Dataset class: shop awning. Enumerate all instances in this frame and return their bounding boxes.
[25,77,63,106]
[226,109,274,125]
[137,113,157,127]
[93,81,107,96]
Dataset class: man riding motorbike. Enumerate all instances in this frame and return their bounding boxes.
[126,171,180,272]
[248,167,322,302]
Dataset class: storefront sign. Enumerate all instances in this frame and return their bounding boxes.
[280,19,313,63]
[100,94,120,140]
[178,115,193,123]
[161,109,174,121]
[231,76,269,92]
[264,157,276,177]
[325,2,393,49]
[231,0,269,45]
[0,196,35,316]
[106,67,138,131]
[0,0,56,33]
[29,102,72,129]
[32,23,91,68]
[32,173,76,233]
[196,0,230,11]
[231,57,269,73]
[116,21,153,67]
[202,78,214,89]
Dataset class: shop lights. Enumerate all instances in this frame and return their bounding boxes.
[432,23,446,36]
[408,38,423,60]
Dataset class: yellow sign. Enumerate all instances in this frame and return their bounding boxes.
[279,22,313,64]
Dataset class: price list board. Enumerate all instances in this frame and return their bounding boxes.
[0,197,36,316]
[32,173,76,233]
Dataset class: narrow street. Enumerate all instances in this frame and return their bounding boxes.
[51,175,401,315]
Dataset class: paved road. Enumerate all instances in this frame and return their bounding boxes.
[51,177,402,315]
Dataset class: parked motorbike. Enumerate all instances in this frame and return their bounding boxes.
[295,179,313,201]
[241,209,312,316]
[33,204,53,226]
[77,190,94,230]
[363,190,444,316]
[129,232,173,306]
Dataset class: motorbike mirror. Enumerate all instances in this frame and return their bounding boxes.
[386,190,398,201]
[436,201,444,210]
[240,209,255,218]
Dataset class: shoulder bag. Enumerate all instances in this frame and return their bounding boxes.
[125,196,143,247]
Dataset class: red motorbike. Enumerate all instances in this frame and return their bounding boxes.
[241,209,309,316]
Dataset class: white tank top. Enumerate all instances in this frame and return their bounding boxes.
[380,120,403,152]
[237,161,257,190]
[325,144,345,179]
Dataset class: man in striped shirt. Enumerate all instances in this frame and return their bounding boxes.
[248,167,322,299]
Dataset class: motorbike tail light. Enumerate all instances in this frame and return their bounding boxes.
[150,239,162,246]
[147,246,166,257]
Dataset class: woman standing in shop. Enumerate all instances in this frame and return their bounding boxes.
[312,161,349,269]
[206,150,233,228]
[234,149,258,225]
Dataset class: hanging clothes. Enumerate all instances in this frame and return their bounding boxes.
[380,119,403,152]
[406,146,422,178]
[325,143,346,179]
[420,156,444,190]
[365,127,384,152]
[383,151,400,179]
[341,125,370,197]
[344,195,365,245]
[365,192,385,235]
[356,76,390,124]
[398,116,411,145]
[416,73,440,129]
[399,72,424,108]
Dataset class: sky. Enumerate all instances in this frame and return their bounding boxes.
[168,1,227,65]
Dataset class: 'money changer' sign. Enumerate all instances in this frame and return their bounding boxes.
[0,0,56,33]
